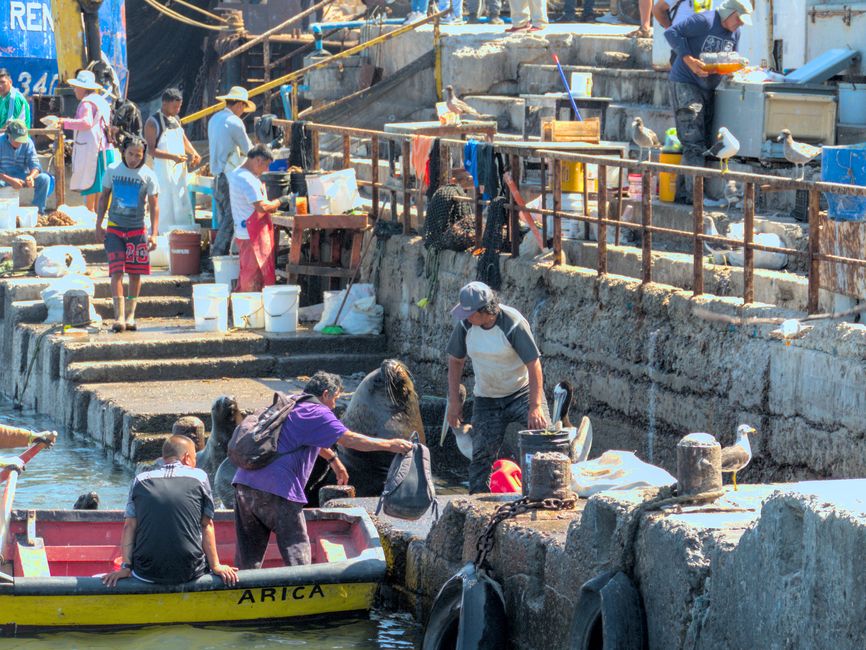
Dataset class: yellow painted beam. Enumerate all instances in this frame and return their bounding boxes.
[51,0,87,84]
[181,9,450,126]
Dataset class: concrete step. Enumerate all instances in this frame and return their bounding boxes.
[604,102,673,143]
[3,274,198,304]
[518,64,670,106]
[463,95,526,135]
[76,244,106,265]
[0,226,96,248]
[63,351,386,384]
[92,296,192,320]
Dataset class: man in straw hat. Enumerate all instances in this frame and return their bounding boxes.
[664,0,750,206]
[208,86,255,257]
[0,120,54,215]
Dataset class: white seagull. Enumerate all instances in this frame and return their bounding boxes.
[721,424,755,490]
[778,129,821,180]
[631,117,660,162]
[770,318,814,345]
[704,127,740,174]
[551,381,593,463]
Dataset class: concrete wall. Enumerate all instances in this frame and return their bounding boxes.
[370,235,866,482]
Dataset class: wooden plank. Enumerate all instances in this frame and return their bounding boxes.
[692,176,704,296]
[343,135,351,169]
[285,264,357,278]
[550,118,601,143]
[291,215,370,230]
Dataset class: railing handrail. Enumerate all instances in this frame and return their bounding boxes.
[181,8,450,126]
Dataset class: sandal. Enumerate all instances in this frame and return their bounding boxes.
[626,26,653,39]
[112,321,126,333]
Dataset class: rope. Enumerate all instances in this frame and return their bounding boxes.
[166,0,227,23]
[141,0,227,31]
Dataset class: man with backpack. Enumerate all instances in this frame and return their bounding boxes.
[232,371,413,569]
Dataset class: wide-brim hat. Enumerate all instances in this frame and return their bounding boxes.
[216,86,256,113]
[67,70,102,91]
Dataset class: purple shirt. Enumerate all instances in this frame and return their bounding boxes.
[232,400,347,504]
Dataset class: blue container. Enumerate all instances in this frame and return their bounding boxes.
[822,143,866,222]
[269,159,289,172]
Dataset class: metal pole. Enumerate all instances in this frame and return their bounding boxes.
[743,182,755,305]
[807,189,821,314]
[598,164,607,276]
[692,176,704,296]
[553,160,562,266]
[343,134,351,169]
[402,139,411,233]
[641,170,652,284]
[0,470,19,562]
[371,136,380,219]
[510,154,520,258]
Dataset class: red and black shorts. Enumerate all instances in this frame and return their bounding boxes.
[105,227,151,276]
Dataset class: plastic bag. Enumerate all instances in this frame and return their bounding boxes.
[341,296,384,335]
[41,274,101,324]
[34,245,88,277]
[570,450,676,497]
[726,222,788,270]
[314,283,375,332]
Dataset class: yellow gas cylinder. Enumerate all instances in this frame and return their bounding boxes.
[658,152,682,203]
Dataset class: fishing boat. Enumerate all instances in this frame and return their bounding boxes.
[0,446,386,634]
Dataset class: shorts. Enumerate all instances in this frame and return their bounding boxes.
[105,226,151,276]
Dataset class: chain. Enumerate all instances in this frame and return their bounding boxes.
[474,496,577,569]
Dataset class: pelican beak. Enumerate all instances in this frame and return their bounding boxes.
[551,391,565,426]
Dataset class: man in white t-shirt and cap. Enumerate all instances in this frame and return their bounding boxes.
[227,144,288,292]
[446,281,550,493]
[208,86,255,257]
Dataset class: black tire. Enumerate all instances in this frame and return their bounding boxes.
[422,573,463,650]
[568,571,646,650]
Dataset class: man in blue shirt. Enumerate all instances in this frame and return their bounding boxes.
[664,0,750,204]
[0,119,52,214]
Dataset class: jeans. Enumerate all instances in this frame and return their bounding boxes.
[413,0,462,21]
[670,81,715,203]
[211,172,234,256]
[464,0,501,18]
[0,172,52,213]
[234,484,311,568]
[468,386,551,494]
[510,0,549,27]
[562,0,593,19]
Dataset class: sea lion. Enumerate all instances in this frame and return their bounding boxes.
[214,457,238,509]
[73,492,99,510]
[197,396,241,488]
[338,359,426,497]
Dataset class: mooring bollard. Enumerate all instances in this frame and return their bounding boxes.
[63,289,90,327]
[676,433,722,496]
[172,416,207,451]
[319,484,356,506]
[528,451,574,501]
[12,235,37,271]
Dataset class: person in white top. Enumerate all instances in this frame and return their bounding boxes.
[227,144,282,292]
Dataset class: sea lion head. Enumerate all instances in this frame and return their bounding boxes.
[212,395,242,428]
[378,359,416,411]
[73,492,99,510]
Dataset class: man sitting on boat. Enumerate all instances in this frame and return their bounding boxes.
[233,371,414,569]
[0,119,54,215]
[102,435,238,587]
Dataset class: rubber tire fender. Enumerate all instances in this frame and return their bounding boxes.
[568,571,647,650]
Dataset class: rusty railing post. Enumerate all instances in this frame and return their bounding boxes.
[262,37,272,114]
[540,157,548,245]
[598,164,607,276]
[807,189,821,314]
[402,139,411,233]
[370,135,379,219]
[510,153,520,258]
[692,176,704,296]
[342,134,351,169]
[743,182,755,305]
[553,158,562,266]
[641,170,652,284]
[615,165,625,246]
[290,82,299,120]
[55,130,66,207]
[474,186,483,248]
[582,161,590,240]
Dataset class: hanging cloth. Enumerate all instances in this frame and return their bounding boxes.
[411,135,435,188]
[426,139,442,200]
[244,210,277,288]
[477,143,501,200]
[153,112,193,233]
[289,121,314,170]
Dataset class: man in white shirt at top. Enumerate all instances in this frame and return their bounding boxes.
[208,86,255,257]
[227,144,281,292]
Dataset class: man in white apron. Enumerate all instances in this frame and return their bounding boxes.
[143,88,200,233]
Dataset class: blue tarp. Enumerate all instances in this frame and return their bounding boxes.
[0,0,127,97]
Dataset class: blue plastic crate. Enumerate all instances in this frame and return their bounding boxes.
[822,144,866,222]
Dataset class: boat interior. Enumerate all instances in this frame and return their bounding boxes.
[0,510,371,579]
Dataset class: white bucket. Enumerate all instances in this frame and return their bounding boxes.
[0,199,16,230]
[193,283,230,333]
[212,255,240,287]
[231,291,264,329]
[263,284,301,333]
[541,193,585,240]
[570,72,593,98]
[150,235,170,267]
[17,207,38,229]
[839,83,866,126]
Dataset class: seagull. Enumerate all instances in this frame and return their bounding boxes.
[631,117,660,163]
[770,318,813,346]
[777,129,821,181]
[445,85,481,120]
[550,380,593,462]
[704,127,740,174]
[440,384,473,460]
[721,424,755,490]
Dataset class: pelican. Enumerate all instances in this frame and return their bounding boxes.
[551,381,593,462]
[721,424,755,490]
[440,385,473,460]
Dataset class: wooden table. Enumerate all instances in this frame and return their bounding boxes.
[383,120,498,142]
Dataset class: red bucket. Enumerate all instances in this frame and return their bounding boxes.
[169,230,202,275]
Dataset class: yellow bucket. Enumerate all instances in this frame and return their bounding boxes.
[658,152,682,203]
[561,162,599,193]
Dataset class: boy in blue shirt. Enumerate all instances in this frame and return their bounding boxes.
[665,0,751,204]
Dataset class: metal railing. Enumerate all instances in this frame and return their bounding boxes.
[275,119,866,314]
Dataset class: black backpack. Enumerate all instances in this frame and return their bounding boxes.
[227,392,317,470]
[376,432,438,521]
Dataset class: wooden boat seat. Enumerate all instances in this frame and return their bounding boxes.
[15,540,51,578]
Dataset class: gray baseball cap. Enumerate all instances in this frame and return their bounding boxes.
[718,0,752,26]
[450,281,494,321]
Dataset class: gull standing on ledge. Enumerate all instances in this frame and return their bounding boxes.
[778,129,821,180]
[721,424,755,490]
[704,127,740,174]
[445,85,481,120]
[631,117,660,163]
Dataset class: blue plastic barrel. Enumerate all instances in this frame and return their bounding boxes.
[822,143,866,222]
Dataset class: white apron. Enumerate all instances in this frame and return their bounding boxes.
[153,114,193,233]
